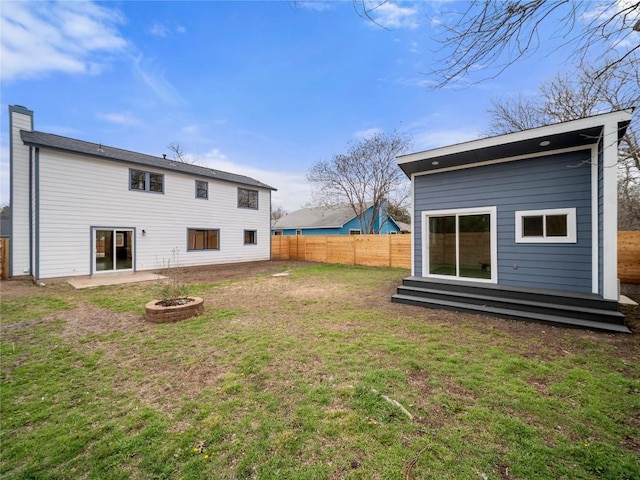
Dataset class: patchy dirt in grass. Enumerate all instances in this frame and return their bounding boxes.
[3,260,639,355]
[2,261,639,422]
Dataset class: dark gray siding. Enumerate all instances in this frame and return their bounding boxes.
[413,150,593,292]
[597,140,604,295]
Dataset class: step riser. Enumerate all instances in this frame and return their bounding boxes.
[395,288,625,324]
[390,296,631,333]
[401,280,619,311]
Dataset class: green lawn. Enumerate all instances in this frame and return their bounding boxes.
[1,263,638,479]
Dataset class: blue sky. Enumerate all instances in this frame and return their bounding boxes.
[0,1,629,211]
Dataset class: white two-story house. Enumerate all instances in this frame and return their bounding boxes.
[8,105,276,280]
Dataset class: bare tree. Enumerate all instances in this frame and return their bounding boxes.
[432,0,639,87]
[166,142,198,164]
[354,1,640,87]
[306,131,411,234]
[271,206,288,223]
[487,59,640,229]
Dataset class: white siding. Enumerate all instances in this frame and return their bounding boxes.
[10,109,33,277]
[36,151,272,278]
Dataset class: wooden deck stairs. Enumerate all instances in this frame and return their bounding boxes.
[392,277,631,333]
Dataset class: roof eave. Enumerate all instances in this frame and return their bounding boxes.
[397,109,634,176]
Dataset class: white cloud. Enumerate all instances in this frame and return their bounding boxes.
[149,23,170,37]
[148,23,187,37]
[0,1,126,81]
[132,54,185,105]
[366,1,420,30]
[97,112,140,126]
[295,1,335,12]
[200,149,312,211]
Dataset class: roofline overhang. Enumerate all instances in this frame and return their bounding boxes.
[397,109,633,176]
[21,134,277,191]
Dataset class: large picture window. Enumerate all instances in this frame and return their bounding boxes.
[130,169,164,193]
[238,188,258,209]
[423,207,497,282]
[188,229,219,251]
[515,208,576,243]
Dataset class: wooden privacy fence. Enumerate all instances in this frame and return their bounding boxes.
[618,231,640,283]
[0,238,9,280]
[272,232,640,283]
[272,234,411,269]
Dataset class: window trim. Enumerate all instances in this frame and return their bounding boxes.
[349,229,362,235]
[187,228,220,251]
[195,180,208,199]
[244,229,257,245]
[422,206,498,284]
[237,187,259,209]
[515,208,577,243]
[129,168,164,194]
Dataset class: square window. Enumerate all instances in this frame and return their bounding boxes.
[149,173,163,192]
[546,215,568,237]
[238,188,258,209]
[130,169,146,191]
[244,230,257,245]
[522,216,543,237]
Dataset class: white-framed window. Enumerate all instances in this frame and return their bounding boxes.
[244,230,257,245]
[515,208,576,243]
[195,180,208,199]
[349,229,361,235]
[423,206,497,283]
[130,169,164,193]
[296,230,302,235]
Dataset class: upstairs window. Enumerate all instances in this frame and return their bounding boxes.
[196,180,208,199]
[130,169,164,193]
[515,208,576,243]
[238,188,258,209]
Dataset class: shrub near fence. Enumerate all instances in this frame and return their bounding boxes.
[272,231,640,283]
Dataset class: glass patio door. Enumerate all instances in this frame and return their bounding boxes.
[425,208,495,281]
[94,229,133,272]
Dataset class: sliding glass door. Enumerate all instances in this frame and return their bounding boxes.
[94,229,133,272]
[424,208,496,281]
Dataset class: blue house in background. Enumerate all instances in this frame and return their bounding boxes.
[392,110,633,333]
[272,203,405,236]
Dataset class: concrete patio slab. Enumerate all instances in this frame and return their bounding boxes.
[68,272,166,289]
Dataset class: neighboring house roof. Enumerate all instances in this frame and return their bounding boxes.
[397,109,633,176]
[20,130,276,191]
[273,204,370,230]
[395,220,411,233]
